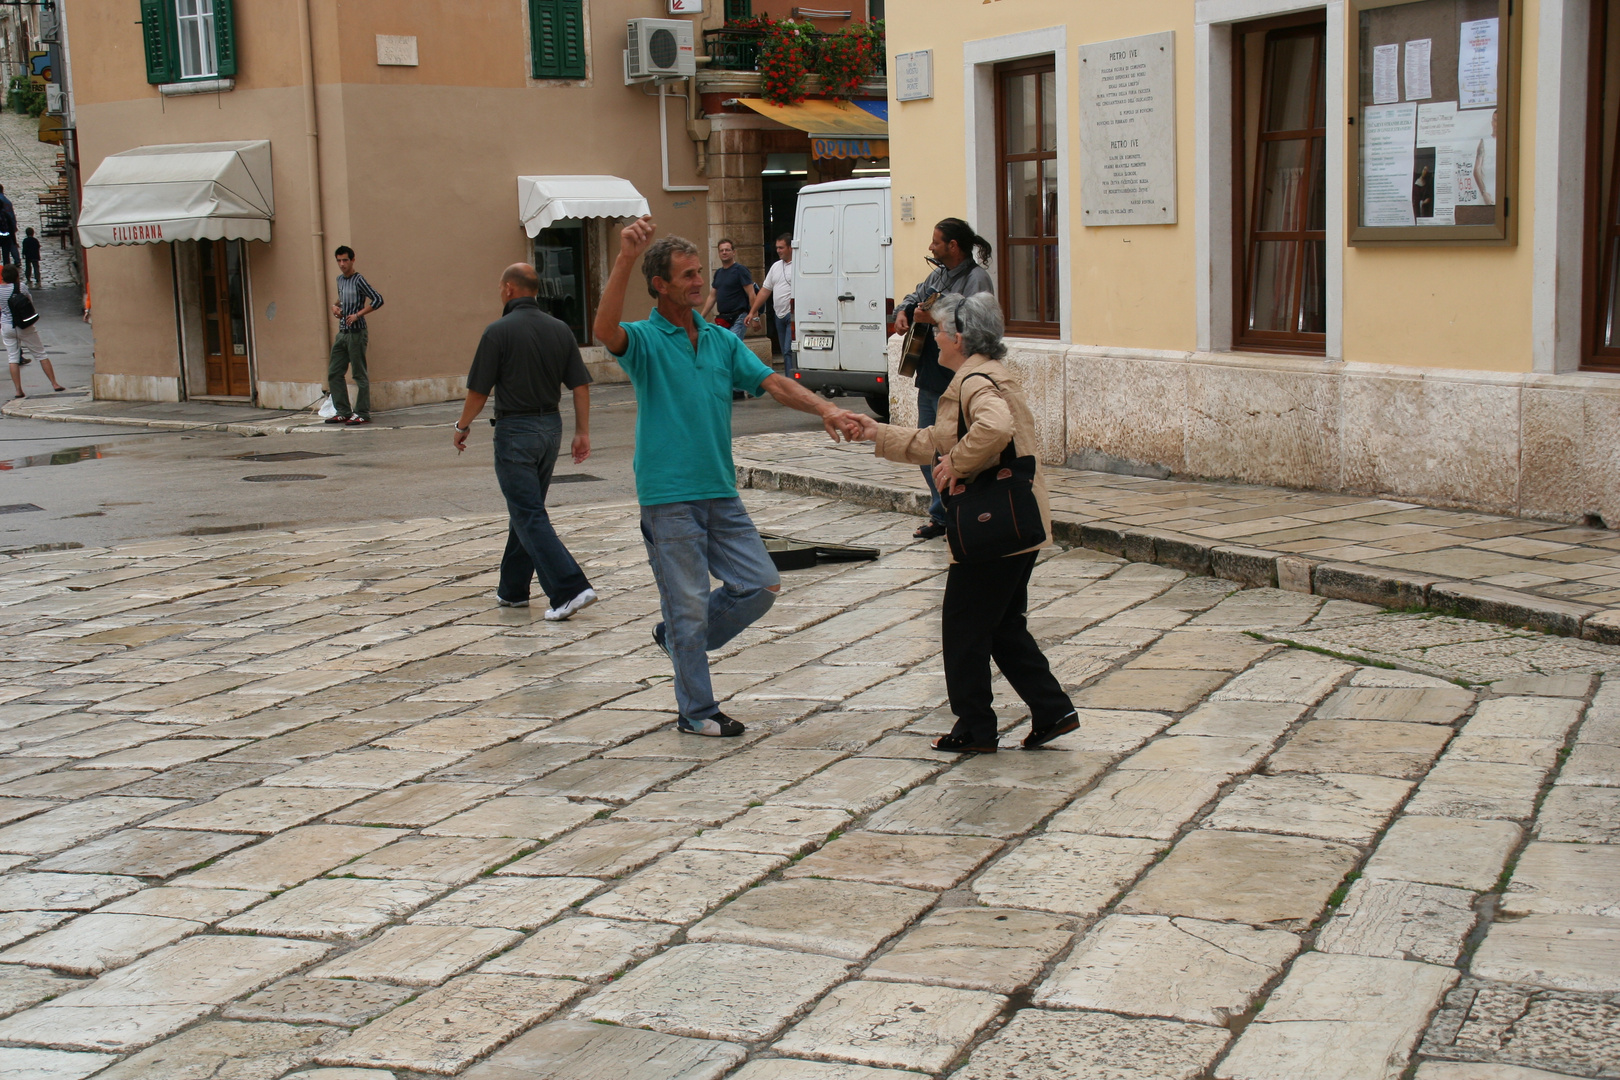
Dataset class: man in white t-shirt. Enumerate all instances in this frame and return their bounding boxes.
[746,233,795,375]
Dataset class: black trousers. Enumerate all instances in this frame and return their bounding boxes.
[941,550,1075,742]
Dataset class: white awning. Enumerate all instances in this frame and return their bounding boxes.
[78,141,273,247]
[518,175,648,237]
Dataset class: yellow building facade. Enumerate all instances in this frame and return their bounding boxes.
[886,0,1620,523]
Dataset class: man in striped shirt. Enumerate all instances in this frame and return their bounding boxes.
[328,245,385,425]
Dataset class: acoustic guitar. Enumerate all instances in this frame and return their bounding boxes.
[898,290,942,379]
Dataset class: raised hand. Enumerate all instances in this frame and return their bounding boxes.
[619,216,657,260]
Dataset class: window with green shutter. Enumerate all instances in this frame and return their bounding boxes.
[530,0,587,80]
[141,0,237,85]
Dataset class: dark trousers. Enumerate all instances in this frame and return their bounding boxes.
[942,551,1074,743]
[916,387,946,526]
[23,257,39,287]
[493,412,591,609]
[0,237,17,267]
[327,327,370,419]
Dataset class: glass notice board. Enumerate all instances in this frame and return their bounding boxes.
[1350,0,1516,244]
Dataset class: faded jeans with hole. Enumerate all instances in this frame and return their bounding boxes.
[640,497,779,720]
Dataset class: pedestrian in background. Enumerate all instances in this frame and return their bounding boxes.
[853,292,1077,754]
[700,238,756,341]
[453,263,598,622]
[0,184,17,267]
[327,245,383,426]
[746,232,796,376]
[3,264,65,398]
[891,218,995,541]
[22,227,40,288]
[594,217,861,738]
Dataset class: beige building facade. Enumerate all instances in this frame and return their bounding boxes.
[886,0,1620,524]
[67,0,727,410]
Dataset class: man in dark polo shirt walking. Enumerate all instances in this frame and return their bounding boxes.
[453,263,597,621]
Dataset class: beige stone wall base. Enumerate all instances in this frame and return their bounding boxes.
[888,337,1620,524]
[256,376,467,413]
[92,374,181,403]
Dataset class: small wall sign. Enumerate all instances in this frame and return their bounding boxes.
[670,0,703,12]
[376,35,419,67]
[895,50,932,101]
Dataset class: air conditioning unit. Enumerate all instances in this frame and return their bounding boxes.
[626,18,695,81]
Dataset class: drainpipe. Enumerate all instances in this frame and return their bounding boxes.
[659,83,708,192]
[297,0,330,364]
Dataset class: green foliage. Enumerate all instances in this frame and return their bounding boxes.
[8,77,44,118]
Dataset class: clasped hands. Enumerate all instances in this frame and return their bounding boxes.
[821,409,878,444]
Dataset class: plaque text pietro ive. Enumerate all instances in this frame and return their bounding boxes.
[1078,31,1177,225]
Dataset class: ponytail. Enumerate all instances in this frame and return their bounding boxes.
[935,217,992,267]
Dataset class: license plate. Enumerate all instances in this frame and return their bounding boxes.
[802,334,834,350]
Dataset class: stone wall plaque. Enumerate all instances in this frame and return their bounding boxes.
[1078,31,1177,225]
[895,51,933,102]
[376,35,419,67]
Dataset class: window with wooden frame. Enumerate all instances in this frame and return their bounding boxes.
[995,56,1060,339]
[140,0,236,84]
[1585,0,1620,370]
[531,0,587,80]
[1235,18,1327,353]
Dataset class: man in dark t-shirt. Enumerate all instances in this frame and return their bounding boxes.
[453,263,597,621]
[700,237,755,340]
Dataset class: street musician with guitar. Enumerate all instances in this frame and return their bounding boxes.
[892,218,995,540]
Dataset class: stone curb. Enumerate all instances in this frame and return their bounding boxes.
[0,396,319,436]
[738,461,1620,644]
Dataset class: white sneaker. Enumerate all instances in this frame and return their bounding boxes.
[495,594,528,608]
[544,587,598,621]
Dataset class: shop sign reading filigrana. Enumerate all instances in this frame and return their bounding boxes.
[1077,31,1177,225]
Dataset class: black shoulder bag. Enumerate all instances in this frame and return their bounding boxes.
[7,283,38,329]
[940,371,1046,562]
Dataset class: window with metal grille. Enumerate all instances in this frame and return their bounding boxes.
[531,0,587,79]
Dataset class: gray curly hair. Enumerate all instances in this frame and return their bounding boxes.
[641,235,700,299]
[931,292,1007,360]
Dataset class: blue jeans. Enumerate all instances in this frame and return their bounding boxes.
[777,315,796,376]
[916,387,946,526]
[493,413,591,608]
[724,314,749,341]
[640,497,779,719]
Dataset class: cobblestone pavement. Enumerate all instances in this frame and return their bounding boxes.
[735,433,1620,639]
[0,110,77,289]
[0,491,1617,1079]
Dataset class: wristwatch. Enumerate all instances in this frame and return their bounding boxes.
[454,423,469,433]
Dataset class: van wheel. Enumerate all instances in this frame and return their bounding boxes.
[864,393,891,421]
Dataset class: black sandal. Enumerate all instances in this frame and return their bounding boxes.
[933,733,998,754]
[913,522,947,540]
[1023,713,1081,750]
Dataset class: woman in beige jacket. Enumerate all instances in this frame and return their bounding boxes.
[853,293,1078,754]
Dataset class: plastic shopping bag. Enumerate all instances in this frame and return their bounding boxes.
[317,395,337,419]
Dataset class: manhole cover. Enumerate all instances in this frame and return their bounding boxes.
[552,474,604,484]
[0,503,44,514]
[236,451,339,463]
[242,474,327,482]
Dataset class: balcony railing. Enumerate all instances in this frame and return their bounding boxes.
[702,27,885,76]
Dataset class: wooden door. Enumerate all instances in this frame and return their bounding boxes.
[200,238,250,396]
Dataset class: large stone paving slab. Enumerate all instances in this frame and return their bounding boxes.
[219,878,445,940]
[934,749,1114,792]
[1315,877,1478,966]
[177,824,409,891]
[311,924,522,985]
[1265,720,1452,779]
[1120,830,1361,929]
[0,934,331,1051]
[580,849,787,923]
[783,831,1002,890]
[314,974,586,1075]
[682,805,852,857]
[972,834,1163,917]
[495,820,692,878]
[0,797,183,855]
[223,976,413,1025]
[33,827,252,876]
[0,872,143,912]
[456,1018,747,1080]
[772,979,1006,1073]
[0,965,87,1019]
[478,916,677,981]
[1210,654,1354,705]
[1216,953,1457,1080]
[864,784,1070,838]
[688,877,934,960]
[575,942,851,1042]
[507,758,692,802]
[1,912,206,975]
[87,1019,341,1080]
[1035,914,1299,1025]
[336,835,535,886]
[323,782,504,827]
[864,907,1071,993]
[1404,761,1548,820]
[1363,816,1523,891]
[145,786,362,833]
[1203,772,1413,844]
[1500,842,1620,918]
[1535,785,1620,843]
[1046,769,1226,841]
[953,1008,1230,1080]
[1074,669,1232,712]
[0,1047,119,1080]
[407,876,598,930]
[1314,686,1477,725]
[770,756,946,813]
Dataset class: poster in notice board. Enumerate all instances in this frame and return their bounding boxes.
[1352,0,1513,244]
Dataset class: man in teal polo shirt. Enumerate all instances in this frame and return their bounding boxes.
[595,217,861,737]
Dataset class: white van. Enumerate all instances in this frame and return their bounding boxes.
[790,178,894,419]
